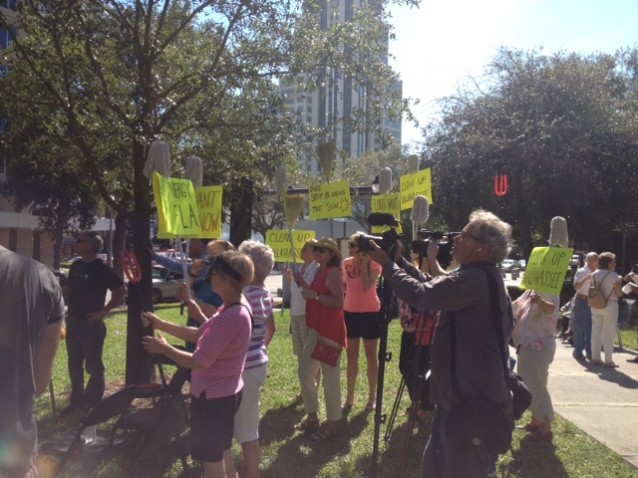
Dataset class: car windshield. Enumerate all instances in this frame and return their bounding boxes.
[152,267,169,280]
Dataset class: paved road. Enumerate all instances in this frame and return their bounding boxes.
[547,335,638,469]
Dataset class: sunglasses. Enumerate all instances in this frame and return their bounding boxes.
[205,255,242,281]
[313,246,329,253]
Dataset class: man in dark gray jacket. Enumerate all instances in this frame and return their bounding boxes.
[368,209,514,478]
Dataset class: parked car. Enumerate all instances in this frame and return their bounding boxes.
[501,259,525,273]
[51,269,68,287]
[151,265,184,303]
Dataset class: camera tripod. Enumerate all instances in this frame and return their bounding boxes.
[370,275,433,477]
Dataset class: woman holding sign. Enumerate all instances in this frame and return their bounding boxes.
[512,290,559,440]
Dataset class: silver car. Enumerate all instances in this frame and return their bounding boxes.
[152,265,184,303]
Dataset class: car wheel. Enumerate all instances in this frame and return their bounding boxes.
[152,289,162,304]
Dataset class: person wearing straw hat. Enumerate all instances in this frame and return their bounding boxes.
[295,237,347,440]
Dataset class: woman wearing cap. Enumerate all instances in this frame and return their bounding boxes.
[342,233,382,412]
[296,237,347,440]
[141,251,254,478]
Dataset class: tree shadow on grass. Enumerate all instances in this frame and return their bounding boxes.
[501,433,568,478]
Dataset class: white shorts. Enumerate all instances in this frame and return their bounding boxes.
[233,362,268,443]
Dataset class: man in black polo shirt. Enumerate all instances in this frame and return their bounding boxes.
[63,232,126,412]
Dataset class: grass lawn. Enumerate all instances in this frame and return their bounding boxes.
[36,304,638,477]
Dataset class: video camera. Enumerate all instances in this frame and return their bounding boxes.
[356,213,401,255]
[412,229,461,269]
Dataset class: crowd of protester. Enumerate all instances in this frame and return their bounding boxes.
[6,211,638,478]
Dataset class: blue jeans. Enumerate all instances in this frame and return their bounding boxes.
[572,297,592,356]
[66,320,107,408]
[422,408,491,478]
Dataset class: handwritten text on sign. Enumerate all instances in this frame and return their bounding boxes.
[266,230,316,263]
[400,169,433,211]
[520,247,573,295]
[194,186,223,239]
[371,193,402,234]
[153,172,202,238]
[309,180,352,220]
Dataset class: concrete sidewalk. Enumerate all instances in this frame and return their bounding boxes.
[547,336,638,468]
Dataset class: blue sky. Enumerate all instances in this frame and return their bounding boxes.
[388,0,638,151]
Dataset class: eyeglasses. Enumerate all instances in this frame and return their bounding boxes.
[460,230,483,243]
[313,246,329,253]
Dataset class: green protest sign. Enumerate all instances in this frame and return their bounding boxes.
[520,247,573,295]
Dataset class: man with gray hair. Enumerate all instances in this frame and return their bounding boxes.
[368,209,514,478]
[572,252,599,361]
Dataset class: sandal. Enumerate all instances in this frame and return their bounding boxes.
[311,424,336,441]
[294,418,319,432]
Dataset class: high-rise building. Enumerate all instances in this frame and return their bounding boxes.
[278,0,402,175]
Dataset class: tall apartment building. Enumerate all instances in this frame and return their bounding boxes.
[278,0,402,175]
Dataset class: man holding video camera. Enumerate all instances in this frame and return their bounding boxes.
[368,209,514,478]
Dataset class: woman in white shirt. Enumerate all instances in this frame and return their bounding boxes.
[590,252,623,367]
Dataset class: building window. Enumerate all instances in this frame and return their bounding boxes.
[0,0,18,11]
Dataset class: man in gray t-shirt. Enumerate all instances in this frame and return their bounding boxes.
[0,246,64,478]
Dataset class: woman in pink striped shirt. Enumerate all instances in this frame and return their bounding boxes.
[142,251,254,478]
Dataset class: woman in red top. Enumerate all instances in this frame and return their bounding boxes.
[296,237,346,440]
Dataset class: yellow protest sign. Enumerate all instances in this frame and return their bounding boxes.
[193,186,223,239]
[266,230,316,263]
[371,193,403,234]
[309,180,352,220]
[520,247,574,295]
[400,169,433,211]
[153,172,202,238]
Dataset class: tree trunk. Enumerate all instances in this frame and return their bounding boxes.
[229,177,254,247]
[125,142,154,385]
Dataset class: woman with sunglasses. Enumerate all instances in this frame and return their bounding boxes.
[296,237,346,440]
[342,233,382,412]
[141,251,254,478]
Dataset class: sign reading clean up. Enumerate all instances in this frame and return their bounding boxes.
[266,230,316,263]
[520,247,573,295]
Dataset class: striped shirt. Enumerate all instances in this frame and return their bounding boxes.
[191,303,252,399]
[243,285,274,369]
